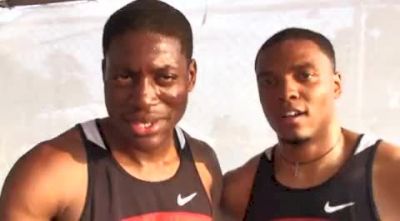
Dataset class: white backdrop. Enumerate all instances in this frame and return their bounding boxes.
[1,0,400,189]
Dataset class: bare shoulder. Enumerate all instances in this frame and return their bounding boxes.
[375,140,400,161]
[0,126,87,220]
[374,140,400,178]
[373,140,400,220]
[189,136,220,169]
[221,152,262,220]
[223,154,261,190]
[189,135,222,187]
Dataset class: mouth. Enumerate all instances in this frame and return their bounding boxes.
[129,119,162,136]
[282,110,307,118]
[280,108,308,122]
[137,122,153,128]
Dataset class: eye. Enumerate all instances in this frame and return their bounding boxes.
[113,74,132,85]
[257,74,277,87]
[297,70,314,81]
[157,73,177,85]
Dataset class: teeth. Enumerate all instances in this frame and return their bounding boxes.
[142,122,152,128]
[285,111,298,117]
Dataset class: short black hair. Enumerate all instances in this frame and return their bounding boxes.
[102,0,193,60]
[255,27,336,71]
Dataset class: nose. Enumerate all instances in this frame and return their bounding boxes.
[132,77,158,110]
[278,77,300,102]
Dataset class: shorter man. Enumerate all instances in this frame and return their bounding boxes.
[222,27,400,221]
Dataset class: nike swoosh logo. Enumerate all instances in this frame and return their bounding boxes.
[177,192,197,206]
[324,201,355,213]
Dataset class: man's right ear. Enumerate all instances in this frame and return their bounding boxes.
[102,58,106,82]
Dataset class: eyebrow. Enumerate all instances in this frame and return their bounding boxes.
[291,62,315,71]
[151,64,178,72]
[117,64,178,74]
[256,70,274,77]
[256,62,316,77]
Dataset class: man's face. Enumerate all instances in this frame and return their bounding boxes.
[103,30,196,149]
[255,39,341,143]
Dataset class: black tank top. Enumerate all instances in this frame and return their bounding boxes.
[78,119,212,221]
[244,134,381,221]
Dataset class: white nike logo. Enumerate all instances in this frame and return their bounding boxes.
[324,201,355,213]
[177,192,197,206]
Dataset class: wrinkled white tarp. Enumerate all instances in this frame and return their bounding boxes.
[1,0,400,188]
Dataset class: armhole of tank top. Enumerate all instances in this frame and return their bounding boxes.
[180,130,214,216]
[77,123,94,221]
[243,153,268,221]
[77,123,95,163]
[186,134,214,216]
[95,119,112,151]
[367,139,382,221]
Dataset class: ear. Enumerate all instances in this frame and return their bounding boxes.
[333,71,342,99]
[187,59,197,92]
[101,58,106,82]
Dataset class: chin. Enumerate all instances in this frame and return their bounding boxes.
[279,136,310,145]
[131,135,166,150]
[276,128,311,145]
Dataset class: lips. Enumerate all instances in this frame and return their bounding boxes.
[123,113,166,136]
[278,107,308,125]
[281,109,307,118]
[130,120,160,136]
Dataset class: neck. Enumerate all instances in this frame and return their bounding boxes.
[276,125,344,179]
[100,118,179,166]
[278,120,343,162]
[279,132,342,162]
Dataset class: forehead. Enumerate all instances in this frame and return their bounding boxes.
[256,39,332,72]
[107,30,183,57]
[106,30,185,66]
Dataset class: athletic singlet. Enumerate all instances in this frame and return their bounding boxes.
[78,119,212,221]
[244,134,381,221]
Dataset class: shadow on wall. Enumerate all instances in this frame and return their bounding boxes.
[0,49,91,161]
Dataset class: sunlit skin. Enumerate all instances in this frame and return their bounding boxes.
[221,38,400,221]
[254,39,344,168]
[256,39,341,146]
[221,39,345,220]
[0,25,224,221]
[101,31,196,161]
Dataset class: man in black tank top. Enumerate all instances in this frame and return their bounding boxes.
[0,1,222,221]
[221,28,400,221]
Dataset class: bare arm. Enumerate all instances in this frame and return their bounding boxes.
[190,139,223,220]
[0,143,65,221]
[221,155,260,221]
[373,141,400,221]
[205,146,223,221]
[0,129,86,221]
[204,145,223,214]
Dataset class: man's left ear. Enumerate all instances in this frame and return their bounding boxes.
[333,71,342,98]
[187,59,197,92]
[101,58,106,82]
